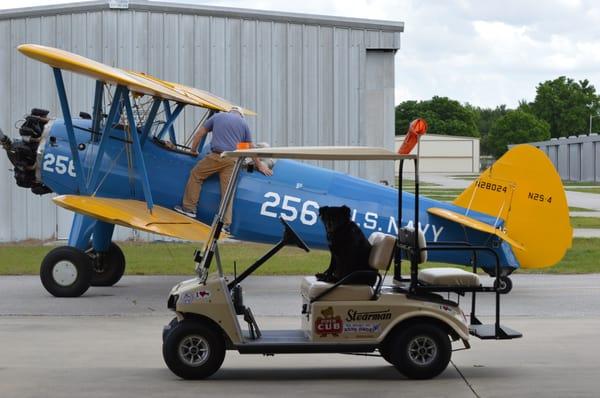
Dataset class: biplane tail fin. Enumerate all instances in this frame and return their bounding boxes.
[451,144,572,269]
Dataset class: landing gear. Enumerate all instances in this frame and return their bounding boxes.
[494,276,513,294]
[40,242,127,297]
[89,242,126,287]
[40,246,93,297]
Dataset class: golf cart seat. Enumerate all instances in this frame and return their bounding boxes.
[398,227,481,287]
[418,267,481,287]
[302,232,396,301]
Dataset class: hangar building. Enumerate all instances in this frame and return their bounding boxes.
[0,0,403,241]
[394,134,480,175]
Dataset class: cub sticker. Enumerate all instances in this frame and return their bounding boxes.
[315,307,343,337]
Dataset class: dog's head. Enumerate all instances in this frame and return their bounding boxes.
[319,205,351,234]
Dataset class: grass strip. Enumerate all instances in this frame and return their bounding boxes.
[570,217,600,229]
[566,187,600,194]
[0,238,599,276]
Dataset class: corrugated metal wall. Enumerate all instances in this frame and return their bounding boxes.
[0,3,401,242]
[530,134,600,182]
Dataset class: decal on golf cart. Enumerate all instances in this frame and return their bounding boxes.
[181,290,211,304]
[314,307,344,337]
[346,309,391,321]
[342,322,381,335]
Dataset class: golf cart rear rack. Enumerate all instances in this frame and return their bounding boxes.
[396,157,522,341]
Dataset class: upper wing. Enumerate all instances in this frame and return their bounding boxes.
[53,195,225,242]
[18,44,254,115]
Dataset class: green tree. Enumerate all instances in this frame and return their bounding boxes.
[530,76,600,138]
[395,96,479,137]
[468,104,509,155]
[486,110,550,158]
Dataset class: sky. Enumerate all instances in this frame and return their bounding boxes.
[2,0,600,108]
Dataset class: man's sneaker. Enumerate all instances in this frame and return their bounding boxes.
[174,205,196,218]
[222,224,231,235]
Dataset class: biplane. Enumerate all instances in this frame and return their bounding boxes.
[0,44,572,297]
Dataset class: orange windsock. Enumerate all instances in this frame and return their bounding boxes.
[398,118,428,154]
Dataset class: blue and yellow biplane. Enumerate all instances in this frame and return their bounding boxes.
[0,44,572,297]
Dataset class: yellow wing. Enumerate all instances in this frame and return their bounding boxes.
[18,44,254,115]
[53,195,224,242]
[427,207,525,251]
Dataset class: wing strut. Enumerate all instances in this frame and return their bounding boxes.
[52,71,159,213]
[53,68,86,194]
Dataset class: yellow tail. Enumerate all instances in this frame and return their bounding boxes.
[453,145,572,269]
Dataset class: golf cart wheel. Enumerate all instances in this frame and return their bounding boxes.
[162,320,226,379]
[90,242,126,287]
[163,317,180,343]
[493,276,513,294]
[389,323,452,379]
[40,246,93,297]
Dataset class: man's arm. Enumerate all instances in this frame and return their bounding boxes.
[189,126,209,155]
[243,125,272,176]
[252,155,273,176]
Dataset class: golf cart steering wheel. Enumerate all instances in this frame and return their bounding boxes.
[279,218,310,252]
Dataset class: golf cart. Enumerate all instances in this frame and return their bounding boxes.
[162,147,521,380]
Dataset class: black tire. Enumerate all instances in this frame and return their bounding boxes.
[379,339,395,365]
[40,246,93,297]
[163,317,180,343]
[494,276,513,294]
[162,320,226,380]
[90,242,126,287]
[389,322,452,379]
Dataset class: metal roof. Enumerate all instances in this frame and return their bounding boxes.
[222,146,414,160]
[0,0,404,32]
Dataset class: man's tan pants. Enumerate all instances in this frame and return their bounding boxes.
[182,153,236,225]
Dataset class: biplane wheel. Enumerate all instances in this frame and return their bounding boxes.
[494,276,513,294]
[40,246,93,297]
[162,320,226,380]
[90,242,126,287]
[388,322,452,379]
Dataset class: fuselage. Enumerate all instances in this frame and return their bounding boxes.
[37,118,518,271]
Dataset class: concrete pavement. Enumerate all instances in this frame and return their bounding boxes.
[2,274,600,317]
[1,275,600,397]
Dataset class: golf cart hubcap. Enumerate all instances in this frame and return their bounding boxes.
[407,336,437,366]
[178,335,210,367]
[52,261,78,286]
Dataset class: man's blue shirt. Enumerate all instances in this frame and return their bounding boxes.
[204,112,252,152]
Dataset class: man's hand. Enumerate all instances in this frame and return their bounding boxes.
[256,160,273,176]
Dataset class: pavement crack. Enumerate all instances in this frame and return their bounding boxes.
[451,360,480,398]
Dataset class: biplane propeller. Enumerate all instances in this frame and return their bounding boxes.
[0,44,572,297]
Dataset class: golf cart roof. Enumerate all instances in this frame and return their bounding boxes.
[222,146,415,161]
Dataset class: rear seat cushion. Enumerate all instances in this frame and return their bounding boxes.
[301,276,374,301]
[418,267,481,287]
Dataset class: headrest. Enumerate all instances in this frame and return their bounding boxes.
[398,227,427,264]
[368,232,396,270]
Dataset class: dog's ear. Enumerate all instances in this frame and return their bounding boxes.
[319,206,328,217]
[341,205,351,219]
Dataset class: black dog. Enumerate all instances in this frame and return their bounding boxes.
[315,205,377,285]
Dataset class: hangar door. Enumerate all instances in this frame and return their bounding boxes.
[362,49,396,184]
